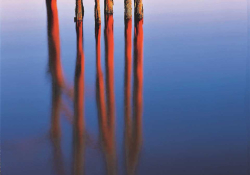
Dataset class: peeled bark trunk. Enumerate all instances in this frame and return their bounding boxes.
[95,0,101,23]
[75,0,83,21]
[124,0,132,19]
[105,0,113,14]
[134,0,143,19]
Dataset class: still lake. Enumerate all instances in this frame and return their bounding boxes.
[1,0,250,174]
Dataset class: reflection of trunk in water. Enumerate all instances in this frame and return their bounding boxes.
[124,0,132,126]
[95,21,106,128]
[105,14,115,142]
[132,17,144,173]
[124,17,132,175]
[124,16,144,175]
[104,14,116,175]
[72,7,85,175]
[95,14,116,175]
[46,0,65,174]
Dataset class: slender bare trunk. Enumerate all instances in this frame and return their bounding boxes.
[95,0,101,23]
[134,0,143,19]
[124,0,132,19]
[75,0,83,21]
[105,0,113,14]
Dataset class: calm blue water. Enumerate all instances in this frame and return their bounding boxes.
[1,0,250,174]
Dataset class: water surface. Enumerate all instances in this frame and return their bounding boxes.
[1,0,250,174]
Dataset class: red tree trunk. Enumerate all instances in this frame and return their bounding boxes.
[105,0,113,14]
[134,0,143,19]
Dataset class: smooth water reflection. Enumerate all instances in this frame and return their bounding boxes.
[2,0,249,175]
[47,1,67,174]
[33,0,143,174]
